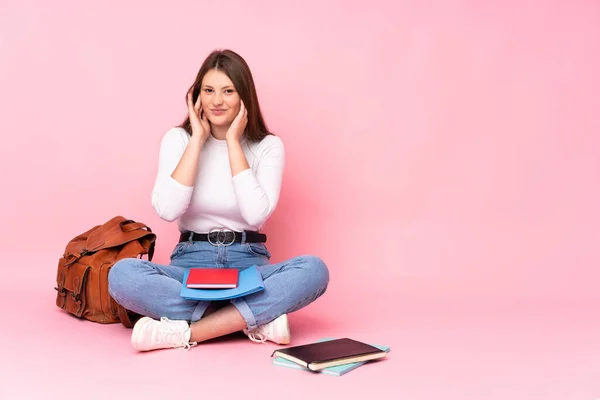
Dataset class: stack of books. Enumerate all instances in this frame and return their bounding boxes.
[271,337,390,377]
[180,266,264,300]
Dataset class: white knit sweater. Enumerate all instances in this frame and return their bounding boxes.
[151,127,285,233]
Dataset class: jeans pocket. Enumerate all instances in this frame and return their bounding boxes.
[245,243,271,258]
[170,243,187,260]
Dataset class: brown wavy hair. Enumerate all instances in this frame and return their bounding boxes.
[179,49,272,141]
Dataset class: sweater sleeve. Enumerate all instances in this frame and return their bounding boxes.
[232,136,285,227]
[151,128,195,222]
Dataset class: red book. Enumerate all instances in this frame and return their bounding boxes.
[185,268,239,289]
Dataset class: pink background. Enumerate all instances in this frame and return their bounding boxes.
[1,0,599,399]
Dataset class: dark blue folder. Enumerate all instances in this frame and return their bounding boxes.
[180,265,265,300]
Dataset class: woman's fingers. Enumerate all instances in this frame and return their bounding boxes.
[235,100,245,121]
[241,101,247,122]
[194,91,202,112]
[187,89,202,116]
[187,91,194,111]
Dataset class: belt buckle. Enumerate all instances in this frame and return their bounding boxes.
[208,228,236,246]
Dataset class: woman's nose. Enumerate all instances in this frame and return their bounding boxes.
[212,93,223,105]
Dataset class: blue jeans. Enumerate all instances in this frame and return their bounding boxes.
[107,240,329,329]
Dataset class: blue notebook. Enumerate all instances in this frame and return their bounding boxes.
[180,265,264,300]
[271,338,390,376]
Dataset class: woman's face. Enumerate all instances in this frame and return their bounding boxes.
[200,69,241,128]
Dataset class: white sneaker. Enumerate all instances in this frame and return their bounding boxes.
[131,317,197,351]
[244,314,291,344]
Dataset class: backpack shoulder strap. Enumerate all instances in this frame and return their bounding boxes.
[116,304,136,328]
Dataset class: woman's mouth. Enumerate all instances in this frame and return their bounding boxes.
[211,109,226,116]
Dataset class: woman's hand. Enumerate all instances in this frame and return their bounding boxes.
[187,90,210,143]
[226,100,248,143]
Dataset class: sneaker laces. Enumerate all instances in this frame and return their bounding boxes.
[246,327,268,343]
[156,317,196,350]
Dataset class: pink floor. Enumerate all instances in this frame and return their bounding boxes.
[1,255,598,400]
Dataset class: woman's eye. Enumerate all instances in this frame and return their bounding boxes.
[204,88,213,93]
[225,90,235,94]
